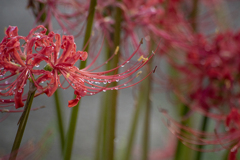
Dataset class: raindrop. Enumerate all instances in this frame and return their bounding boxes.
[103,81,107,84]
[90,93,93,95]
[126,61,130,63]
[103,90,106,92]
[108,81,111,83]
[2,100,4,102]
[18,89,22,93]
[116,79,119,82]
[121,65,124,67]
[35,64,40,68]
[124,84,127,86]
[5,81,8,84]
[115,87,118,90]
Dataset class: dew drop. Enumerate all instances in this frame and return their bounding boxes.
[126,61,130,63]
[35,64,40,68]
[116,79,119,82]
[115,87,118,90]
[90,93,93,95]
[103,81,107,84]
[124,84,127,86]
[121,65,124,67]
[103,90,106,92]
[108,81,111,83]
[5,81,8,84]
[18,89,22,93]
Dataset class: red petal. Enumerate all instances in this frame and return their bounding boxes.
[68,97,80,108]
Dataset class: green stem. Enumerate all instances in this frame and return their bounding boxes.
[174,0,199,159]
[141,74,152,160]
[93,97,105,160]
[9,81,37,160]
[121,88,145,160]
[189,0,199,31]
[195,116,209,160]
[101,2,122,160]
[39,1,65,154]
[174,105,191,160]
[63,0,97,159]
[53,90,65,153]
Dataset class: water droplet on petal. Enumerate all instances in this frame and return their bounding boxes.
[121,65,124,68]
[103,90,106,92]
[116,79,119,82]
[115,87,118,90]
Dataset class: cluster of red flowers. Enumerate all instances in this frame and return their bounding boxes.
[160,29,240,159]
[0,25,154,112]
[167,30,240,115]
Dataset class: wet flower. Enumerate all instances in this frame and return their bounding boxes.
[0,25,154,111]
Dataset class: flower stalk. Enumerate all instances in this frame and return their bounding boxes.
[103,1,122,159]
[9,81,37,160]
[63,0,97,159]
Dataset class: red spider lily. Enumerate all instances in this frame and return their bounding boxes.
[93,0,189,55]
[28,0,86,36]
[157,30,240,119]
[161,108,240,160]
[0,25,155,112]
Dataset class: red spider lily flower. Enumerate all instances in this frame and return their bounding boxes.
[161,108,240,160]
[0,25,47,109]
[0,25,155,111]
[159,30,240,118]
[28,0,86,36]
